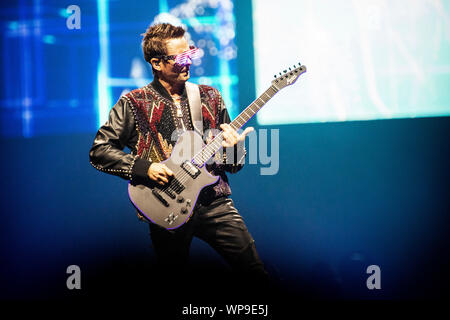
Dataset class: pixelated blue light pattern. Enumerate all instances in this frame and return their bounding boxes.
[0,1,239,137]
[1,0,100,138]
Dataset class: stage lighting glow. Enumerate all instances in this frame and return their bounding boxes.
[97,0,112,128]
[252,0,450,125]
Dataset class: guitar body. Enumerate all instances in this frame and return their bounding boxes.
[128,130,219,229]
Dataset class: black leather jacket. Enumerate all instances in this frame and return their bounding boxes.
[89,96,148,182]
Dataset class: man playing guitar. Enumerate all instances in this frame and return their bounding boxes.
[89,23,268,292]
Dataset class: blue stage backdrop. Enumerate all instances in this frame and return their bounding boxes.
[0,0,449,302]
[0,0,239,138]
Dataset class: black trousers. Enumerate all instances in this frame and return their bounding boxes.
[148,196,268,294]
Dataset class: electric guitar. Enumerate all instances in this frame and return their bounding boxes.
[128,64,307,229]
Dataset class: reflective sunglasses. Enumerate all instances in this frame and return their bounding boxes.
[156,46,200,66]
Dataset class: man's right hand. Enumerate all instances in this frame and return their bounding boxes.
[147,163,174,185]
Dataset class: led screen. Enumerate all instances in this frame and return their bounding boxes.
[253,0,450,124]
[0,0,239,137]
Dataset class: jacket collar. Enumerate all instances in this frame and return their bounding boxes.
[150,77,188,102]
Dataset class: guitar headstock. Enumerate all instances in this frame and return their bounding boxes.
[272,63,306,89]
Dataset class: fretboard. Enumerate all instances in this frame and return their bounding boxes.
[192,84,280,166]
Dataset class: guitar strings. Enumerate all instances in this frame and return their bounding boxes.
[155,84,280,197]
[156,130,227,195]
[155,87,272,196]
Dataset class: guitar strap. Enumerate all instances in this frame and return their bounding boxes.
[185,82,203,136]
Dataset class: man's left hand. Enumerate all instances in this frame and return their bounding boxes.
[220,124,254,148]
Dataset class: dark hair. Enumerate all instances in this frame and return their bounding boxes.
[141,23,186,73]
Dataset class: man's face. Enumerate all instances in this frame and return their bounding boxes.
[157,37,191,83]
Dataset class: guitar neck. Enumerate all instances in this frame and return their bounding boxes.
[193,84,280,166]
[229,85,279,131]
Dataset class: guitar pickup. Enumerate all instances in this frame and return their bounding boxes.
[152,189,169,207]
[164,187,176,199]
[181,161,201,179]
[169,178,185,194]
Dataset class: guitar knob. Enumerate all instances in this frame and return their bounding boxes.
[181,207,188,214]
[177,196,184,203]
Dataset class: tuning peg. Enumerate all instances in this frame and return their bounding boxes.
[279,72,282,76]
[289,67,291,71]
[274,75,277,78]
[283,70,287,73]
[293,64,297,68]
[298,62,301,66]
